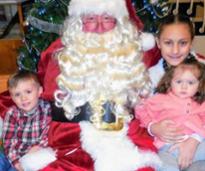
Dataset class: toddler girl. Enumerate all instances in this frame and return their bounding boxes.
[135,55,205,171]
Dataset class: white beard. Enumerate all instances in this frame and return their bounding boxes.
[54,17,151,120]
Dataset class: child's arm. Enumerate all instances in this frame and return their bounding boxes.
[2,109,21,165]
[28,145,41,153]
[168,137,200,170]
[39,116,52,147]
[134,102,153,128]
[14,162,24,171]
[150,120,185,143]
[39,102,52,147]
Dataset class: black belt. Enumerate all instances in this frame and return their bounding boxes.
[51,102,92,122]
[51,101,116,123]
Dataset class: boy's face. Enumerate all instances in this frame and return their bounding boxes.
[9,79,42,112]
[171,69,199,99]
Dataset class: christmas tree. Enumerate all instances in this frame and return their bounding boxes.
[18,0,70,71]
[18,0,171,71]
[133,0,171,32]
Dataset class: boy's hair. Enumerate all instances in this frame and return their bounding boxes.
[8,70,41,89]
[157,14,195,40]
[156,54,205,104]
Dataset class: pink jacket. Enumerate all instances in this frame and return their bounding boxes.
[135,92,205,148]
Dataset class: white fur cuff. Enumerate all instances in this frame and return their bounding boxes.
[19,147,56,171]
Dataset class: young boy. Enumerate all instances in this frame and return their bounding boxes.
[2,71,52,171]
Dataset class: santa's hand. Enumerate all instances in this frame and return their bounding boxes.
[150,120,185,143]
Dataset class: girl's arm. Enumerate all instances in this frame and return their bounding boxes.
[135,97,185,142]
[150,120,185,143]
[135,95,186,143]
[134,104,153,128]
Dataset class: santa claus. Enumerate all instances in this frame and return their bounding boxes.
[19,0,162,171]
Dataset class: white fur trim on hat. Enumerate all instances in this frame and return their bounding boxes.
[19,147,56,171]
[69,0,129,18]
[140,32,156,51]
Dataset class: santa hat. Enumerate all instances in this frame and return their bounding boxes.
[69,0,143,29]
[68,0,155,51]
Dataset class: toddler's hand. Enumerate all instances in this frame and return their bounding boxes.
[14,162,24,171]
[28,145,41,153]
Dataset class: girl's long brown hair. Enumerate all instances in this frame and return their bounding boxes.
[157,14,195,40]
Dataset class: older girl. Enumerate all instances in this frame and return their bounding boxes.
[147,14,205,170]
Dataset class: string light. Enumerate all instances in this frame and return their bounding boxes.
[136,0,171,20]
[187,0,194,15]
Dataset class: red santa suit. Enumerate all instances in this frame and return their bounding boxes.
[37,0,162,170]
[37,38,161,171]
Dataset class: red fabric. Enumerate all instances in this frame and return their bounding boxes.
[143,45,161,68]
[38,38,62,101]
[0,91,14,118]
[41,121,94,171]
[40,120,156,171]
[128,119,157,152]
[125,0,144,30]
[138,168,154,171]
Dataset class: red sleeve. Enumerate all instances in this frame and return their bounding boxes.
[37,38,63,101]
[127,119,157,153]
[143,46,161,68]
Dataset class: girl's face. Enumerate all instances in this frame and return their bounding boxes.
[10,80,42,112]
[82,13,116,34]
[157,23,193,66]
[171,68,199,99]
